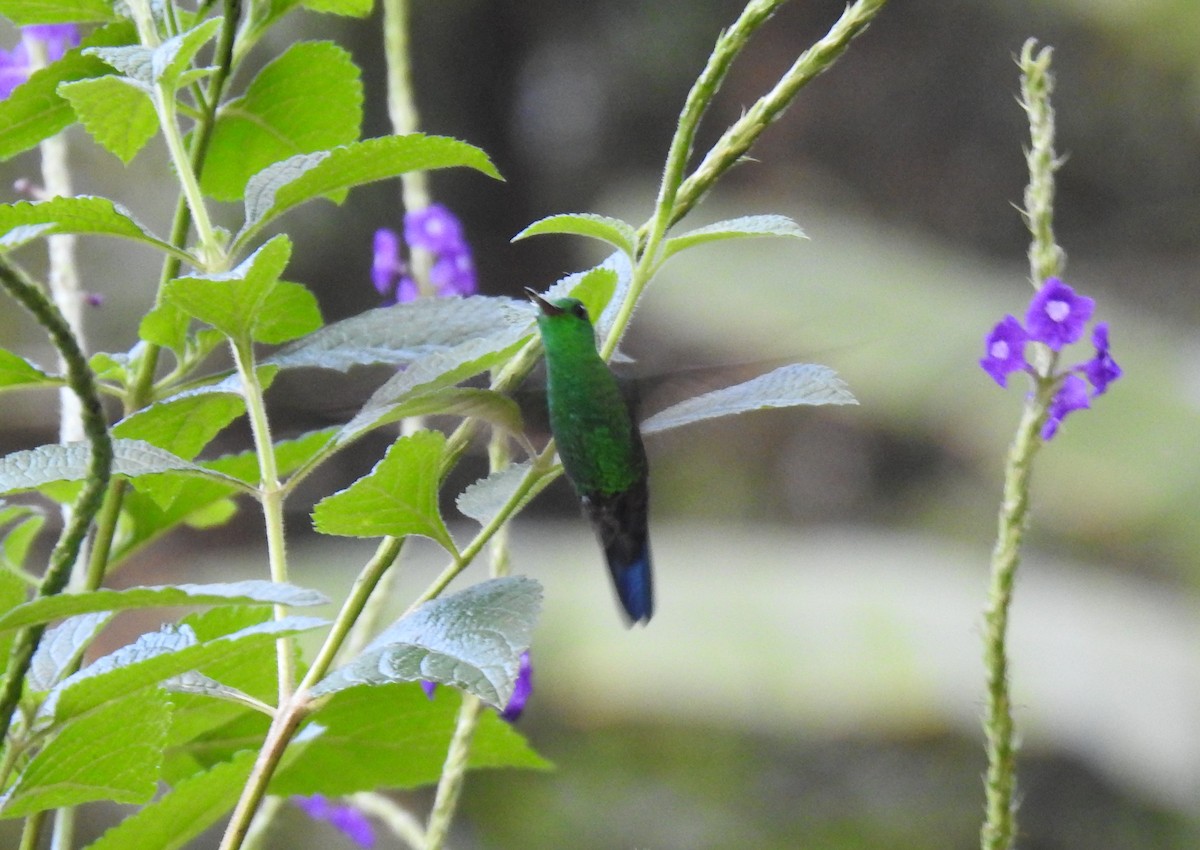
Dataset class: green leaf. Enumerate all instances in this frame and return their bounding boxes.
[0,22,135,161]
[311,431,453,548]
[337,324,531,444]
[164,235,322,344]
[28,613,111,691]
[0,439,247,496]
[205,427,338,485]
[1,508,46,570]
[45,616,327,722]
[309,576,541,709]
[0,567,28,675]
[338,387,525,447]
[548,265,618,325]
[113,389,247,461]
[0,690,170,817]
[301,0,372,16]
[153,18,223,91]
[542,253,632,345]
[271,684,549,796]
[267,295,534,371]
[0,348,54,389]
[639,363,858,436]
[84,751,256,850]
[59,75,157,163]
[235,134,501,249]
[513,213,638,258]
[456,461,546,526]
[0,0,119,24]
[0,196,185,259]
[201,41,363,201]
[0,581,328,634]
[661,213,806,260]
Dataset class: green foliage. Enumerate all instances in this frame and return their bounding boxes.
[311,431,455,548]
[0,349,54,390]
[0,22,135,161]
[310,577,541,709]
[271,684,549,796]
[0,196,185,259]
[59,75,158,163]
[660,213,806,260]
[513,213,639,259]
[201,41,363,201]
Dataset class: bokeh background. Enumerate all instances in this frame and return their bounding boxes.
[3,0,1200,847]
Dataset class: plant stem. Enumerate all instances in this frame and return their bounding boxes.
[1018,39,1063,287]
[424,694,482,850]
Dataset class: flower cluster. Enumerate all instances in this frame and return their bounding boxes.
[293,794,375,848]
[420,650,532,723]
[980,277,1121,439]
[371,203,476,303]
[0,25,80,99]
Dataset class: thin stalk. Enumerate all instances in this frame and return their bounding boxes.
[232,339,295,702]
[423,694,482,850]
[1018,39,1063,287]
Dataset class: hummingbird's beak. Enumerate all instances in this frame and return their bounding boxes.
[524,287,564,316]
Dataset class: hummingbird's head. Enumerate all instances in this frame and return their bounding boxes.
[524,288,589,321]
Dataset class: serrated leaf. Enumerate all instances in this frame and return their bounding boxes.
[266,295,534,371]
[46,616,327,721]
[0,22,135,161]
[235,134,501,249]
[0,0,119,24]
[113,390,246,461]
[661,214,806,260]
[83,45,154,85]
[0,689,170,817]
[204,426,337,485]
[0,439,247,496]
[456,461,539,526]
[339,387,524,447]
[337,326,531,444]
[0,581,328,634]
[84,751,256,850]
[310,576,541,708]
[0,196,185,259]
[28,612,112,691]
[543,252,632,346]
[202,40,362,201]
[639,363,857,436]
[0,348,54,389]
[271,683,548,796]
[513,213,637,258]
[59,75,157,163]
[311,431,452,547]
[164,235,322,344]
[152,18,222,90]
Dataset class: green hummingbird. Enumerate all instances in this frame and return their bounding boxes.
[525,288,653,624]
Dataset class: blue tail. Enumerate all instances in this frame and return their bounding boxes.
[611,545,653,625]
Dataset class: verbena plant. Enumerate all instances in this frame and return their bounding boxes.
[0,0,884,848]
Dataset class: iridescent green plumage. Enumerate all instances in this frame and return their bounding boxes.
[526,289,653,624]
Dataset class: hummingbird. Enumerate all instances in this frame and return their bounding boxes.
[525,288,653,625]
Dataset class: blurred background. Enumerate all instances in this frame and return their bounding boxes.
[3,0,1200,847]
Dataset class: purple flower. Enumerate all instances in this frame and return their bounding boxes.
[420,679,437,700]
[371,228,407,298]
[293,794,375,848]
[404,203,467,255]
[500,651,533,723]
[429,248,477,297]
[980,315,1029,387]
[1081,322,1121,396]
[0,25,80,99]
[1025,277,1094,350]
[1041,373,1090,440]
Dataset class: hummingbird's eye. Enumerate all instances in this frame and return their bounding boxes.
[570,302,588,320]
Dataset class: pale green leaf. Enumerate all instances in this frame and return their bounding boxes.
[0,196,185,259]
[311,431,452,547]
[0,690,170,817]
[84,751,256,850]
[236,134,501,249]
[59,75,157,163]
[338,387,524,447]
[0,439,247,496]
[661,214,807,260]
[28,613,111,691]
[456,461,541,526]
[0,348,54,389]
[267,295,534,371]
[301,0,372,16]
[202,40,363,201]
[0,0,118,24]
[271,684,549,796]
[639,363,857,436]
[513,213,637,258]
[0,580,328,633]
[309,576,542,709]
